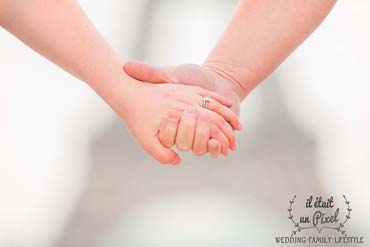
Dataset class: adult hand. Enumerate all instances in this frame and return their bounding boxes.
[107,76,240,165]
[124,61,244,158]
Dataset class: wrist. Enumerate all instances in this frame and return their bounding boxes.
[203,60,257,101]
[199,63,242,115]
[89,70,139,121]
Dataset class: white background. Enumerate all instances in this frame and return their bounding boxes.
[1,0,369,246]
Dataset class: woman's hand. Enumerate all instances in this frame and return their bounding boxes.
[105,76,241,165]
[124,61,244,158]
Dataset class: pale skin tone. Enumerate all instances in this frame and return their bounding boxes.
[124,0,337,157]
[0,0,337,164]
[0,0,241,165]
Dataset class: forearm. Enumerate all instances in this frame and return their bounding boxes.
[0,0,132,101]
[204,0,336,99]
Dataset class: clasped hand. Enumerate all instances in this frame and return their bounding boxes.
[117,61,243,165]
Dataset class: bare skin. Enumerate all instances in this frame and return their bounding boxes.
[0,0,240,165]
[124,0,337,157]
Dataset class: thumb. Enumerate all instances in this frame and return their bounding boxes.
[124,60,173,84]
[144,139,181,165]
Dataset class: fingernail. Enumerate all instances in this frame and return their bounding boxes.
[238,122,243,131]
[230,142,237,151]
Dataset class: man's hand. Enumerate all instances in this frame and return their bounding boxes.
[124,61,244,157]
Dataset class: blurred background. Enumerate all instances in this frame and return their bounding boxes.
[0,0,369,246]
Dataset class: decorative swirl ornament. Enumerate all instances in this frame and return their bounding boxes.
[288,195,351,237]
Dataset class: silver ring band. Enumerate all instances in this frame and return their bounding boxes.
[202,96,211,109]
